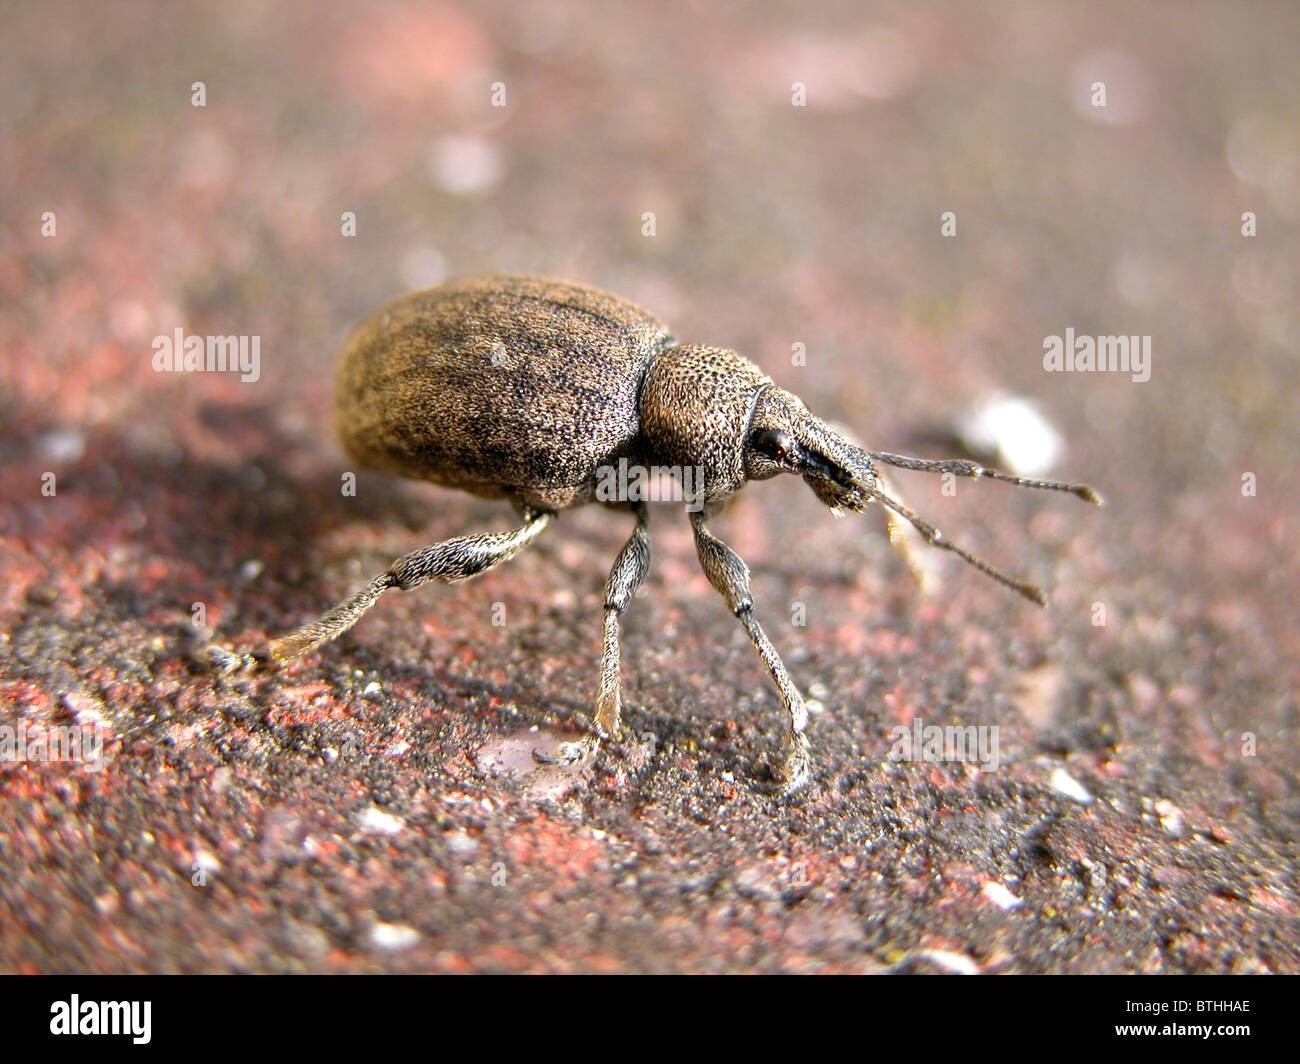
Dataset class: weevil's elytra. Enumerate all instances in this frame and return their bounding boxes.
[336,276,679,513]
[266,274,1101,796]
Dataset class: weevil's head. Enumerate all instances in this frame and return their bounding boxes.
[741,384,878,513]
[640,344,877,515]
[641,344,1099,603]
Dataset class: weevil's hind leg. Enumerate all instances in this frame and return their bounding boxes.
[268,509,552,664]
[535,504,650,767]
[690,513,811,796]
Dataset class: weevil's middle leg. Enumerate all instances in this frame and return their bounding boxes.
[877,469,943,594]
[536,503,650,766]
[268,509,552,663]
[690,514,811,795]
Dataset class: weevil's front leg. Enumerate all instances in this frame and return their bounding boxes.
[877,469,943,594]
[537,504,650,766]
[690,514,811,795]
[267,509,552,663]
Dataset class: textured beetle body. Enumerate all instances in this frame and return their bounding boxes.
[338,276,677,512]
[261,274,1101,796]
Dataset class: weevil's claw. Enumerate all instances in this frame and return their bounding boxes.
[775,755,813,798]
[532,732,600,767]
[754,735,812,798]
[203,644,269,675]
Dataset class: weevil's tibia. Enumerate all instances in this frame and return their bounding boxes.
[267,510,551,663]
[535,503,651,768]
[691,513,811,795]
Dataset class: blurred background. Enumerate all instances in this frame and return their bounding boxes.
[1,0,1296,973]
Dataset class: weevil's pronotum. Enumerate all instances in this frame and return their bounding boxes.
[260,275,1100,795]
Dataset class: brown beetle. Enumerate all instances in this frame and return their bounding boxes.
[262,275,1099,795]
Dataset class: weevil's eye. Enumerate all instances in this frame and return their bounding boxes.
[750,427,798,463]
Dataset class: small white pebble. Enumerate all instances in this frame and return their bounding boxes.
[36,427,86,464]
[444,831,479,857]
[913,949,980,975]
[735,866,778,898]
[1154,798,1185,837]
[363,681,382,697]
[1050,767,1094,804]
[370,922,420,951]
[61,691,107,726]
[957,394,1063,477]
[982,881,1023,910]
[358,806,405,836]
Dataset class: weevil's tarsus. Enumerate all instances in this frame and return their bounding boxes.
[532,731,600,768]
[203,643,268,675]
[268,510,551,663]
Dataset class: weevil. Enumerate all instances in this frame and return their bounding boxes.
[260,275,1100,795]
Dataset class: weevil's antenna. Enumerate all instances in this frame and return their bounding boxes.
[868,484,1050,606]
[869,452,1103,506]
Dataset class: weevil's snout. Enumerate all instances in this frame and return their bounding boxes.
[801,425,880,513]
[744,387,877,513]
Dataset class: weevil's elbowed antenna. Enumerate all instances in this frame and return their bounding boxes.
[869,451,1103,505]
[860,451,1103,606]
